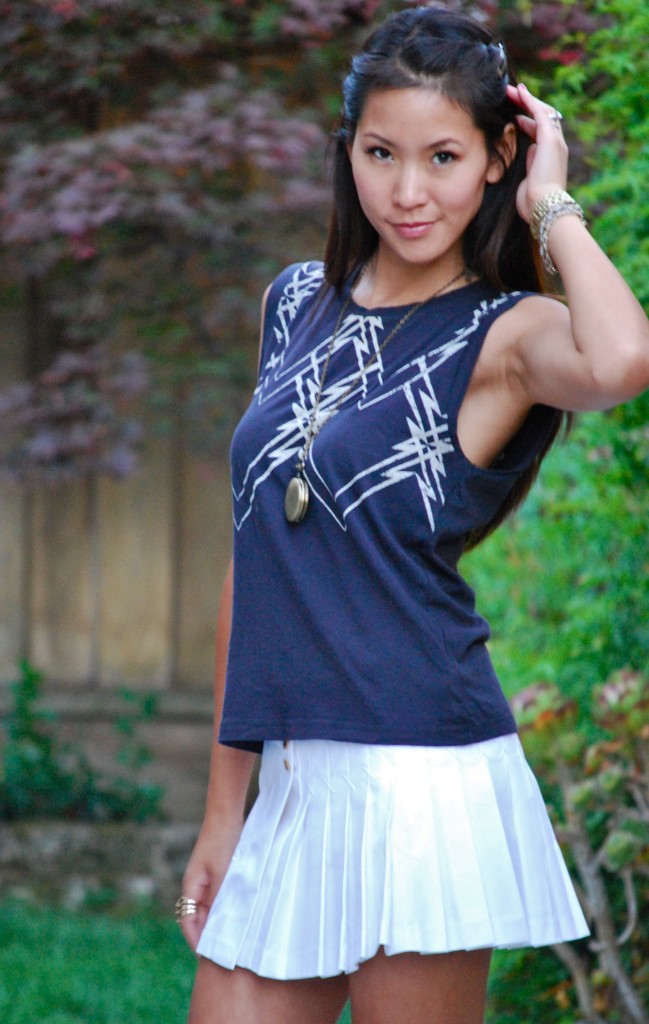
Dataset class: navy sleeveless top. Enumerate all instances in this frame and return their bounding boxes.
[220,261,558,753]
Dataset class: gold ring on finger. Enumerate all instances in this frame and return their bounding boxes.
[175,896,199,922]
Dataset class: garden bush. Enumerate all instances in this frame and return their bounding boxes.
[0,660,163,822]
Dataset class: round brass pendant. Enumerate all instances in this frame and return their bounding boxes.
[284,475,309,523]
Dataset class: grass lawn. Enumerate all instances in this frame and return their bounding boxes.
[0,900,194,1024]
[0,899,566,1023]
[0,900,352,1024]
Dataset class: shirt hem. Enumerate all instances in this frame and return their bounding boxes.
[219,717,518,754]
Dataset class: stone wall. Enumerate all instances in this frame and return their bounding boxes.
[0,821,198,910]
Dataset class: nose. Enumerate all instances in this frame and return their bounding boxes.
[392,163,428,209]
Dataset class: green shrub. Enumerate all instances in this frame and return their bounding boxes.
[508,675,649,1024]
[0,660,164,822]
[464,411,649,711]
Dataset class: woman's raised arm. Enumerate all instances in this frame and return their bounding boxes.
[506,82,649,413]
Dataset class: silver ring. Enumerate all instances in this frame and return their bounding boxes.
[548,109,563,129]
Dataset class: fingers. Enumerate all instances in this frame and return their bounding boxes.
[180,904,210,953]
[177,889,212,952]
[506,82,568,220]
[177,862,217,951]
[178,825,242,952]
[515,114,537,141]
[507,83,564,138]
[526,143,537,176]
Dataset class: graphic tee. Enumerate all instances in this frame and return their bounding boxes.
[220,262,559,752]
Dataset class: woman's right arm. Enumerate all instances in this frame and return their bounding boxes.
[179,560,257,951]
[179,282,273,951]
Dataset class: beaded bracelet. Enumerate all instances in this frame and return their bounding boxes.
[530,189,587,275]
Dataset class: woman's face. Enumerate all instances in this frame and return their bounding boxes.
[347,86,509,276]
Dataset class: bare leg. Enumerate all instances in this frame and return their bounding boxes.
[187,956,349,1024]
[349,946,492,1024]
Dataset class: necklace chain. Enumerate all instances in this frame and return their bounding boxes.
[293,264,468,478]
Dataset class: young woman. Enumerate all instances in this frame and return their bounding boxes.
[178,7,649,1023]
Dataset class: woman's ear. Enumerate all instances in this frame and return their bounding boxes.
[486,122,517,184]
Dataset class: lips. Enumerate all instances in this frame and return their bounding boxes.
[392,221,434,238]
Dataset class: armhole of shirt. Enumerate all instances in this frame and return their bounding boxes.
[482,290,562,473]
[447,290,523,416]
[449,289,561,476]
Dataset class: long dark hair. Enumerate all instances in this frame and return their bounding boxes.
[323,5,569,548]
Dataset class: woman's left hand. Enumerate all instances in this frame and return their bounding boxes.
[506,82,569,225]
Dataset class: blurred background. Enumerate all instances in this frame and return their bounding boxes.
[0,1,648,1022]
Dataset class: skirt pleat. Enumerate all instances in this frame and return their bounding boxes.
[196,735,589,979]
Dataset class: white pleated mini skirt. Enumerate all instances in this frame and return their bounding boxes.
[196,735,589,980]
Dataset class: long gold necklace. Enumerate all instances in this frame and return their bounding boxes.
[284,264,469,524]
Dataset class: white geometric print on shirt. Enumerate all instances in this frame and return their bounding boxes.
[233,263,515,533]
[330,369,455,534]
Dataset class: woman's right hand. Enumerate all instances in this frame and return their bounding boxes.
[506,82,569,223]
[178,818,243,952]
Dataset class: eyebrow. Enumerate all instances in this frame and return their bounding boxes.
[360,131,461,149]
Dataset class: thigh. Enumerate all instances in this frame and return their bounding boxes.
[187,955,349,1024]
[348,946,492,1024]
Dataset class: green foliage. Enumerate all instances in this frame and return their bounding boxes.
[488,947,575,1024]
[550,0,649,308]
[464,410,649,710]
[0,660,164,822]
[508,678,649,1023]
